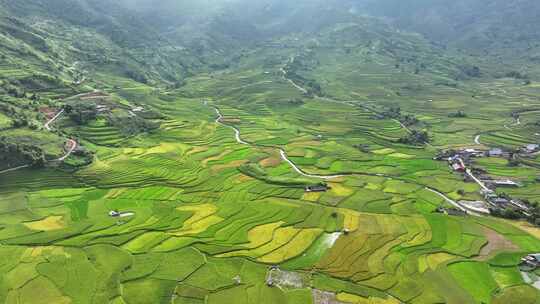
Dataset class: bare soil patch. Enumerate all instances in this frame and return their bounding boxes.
[476,227,519,260]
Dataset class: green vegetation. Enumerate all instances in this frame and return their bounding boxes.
[1,0,540,303]
[65,101,98,125]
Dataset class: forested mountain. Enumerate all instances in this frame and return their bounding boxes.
[1,0,538,88]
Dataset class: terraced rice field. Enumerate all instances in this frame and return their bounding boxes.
[2,50,540,304]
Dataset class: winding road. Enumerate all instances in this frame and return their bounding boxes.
[214,108,249,145]
[210,104,475,215]
[280,66,308,95]
[1,106,78,175]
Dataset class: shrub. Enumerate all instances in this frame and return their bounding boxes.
[398,130,430,146]
[448,110,467,118]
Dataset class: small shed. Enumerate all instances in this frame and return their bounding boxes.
[305,185,328,192]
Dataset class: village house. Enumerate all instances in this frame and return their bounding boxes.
[447,155,466,172]
[452,162,466,172]
[461,148,485,158]
[520,254,540,271]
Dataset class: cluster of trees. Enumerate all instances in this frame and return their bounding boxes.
[379,106,401,119]
[503,71,531,85]
[491,198,540,226]
[65,101,97,125]
[0,136,46,168]
[1,79,26,98]
[65,145,94,168]
[398,130,430,146]
[400,114,419,127]
[378,106,419,126]
[284,68,323,97]
[125,69,149,84]
[1,74,64,98]
[0,103,29,128]
[448,110,467,118]
[283,54,323,97]
[489,208,522,220]
[505,71,528,79]
[108,115,159,136]
[457,65,481,79]
[353,144,370,153]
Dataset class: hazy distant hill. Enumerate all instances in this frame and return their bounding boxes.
[363,0,540,55]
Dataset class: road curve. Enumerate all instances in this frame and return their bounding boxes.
[474,135,481,145]
[214,108,249,145]
[57,139,78,161]
[44,109,65,131]
[279,149,344,180]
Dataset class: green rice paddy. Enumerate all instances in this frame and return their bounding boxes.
[2,34,540,304]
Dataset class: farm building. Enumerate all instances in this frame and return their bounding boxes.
[305,185,329,192]
[489,179,520,188]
